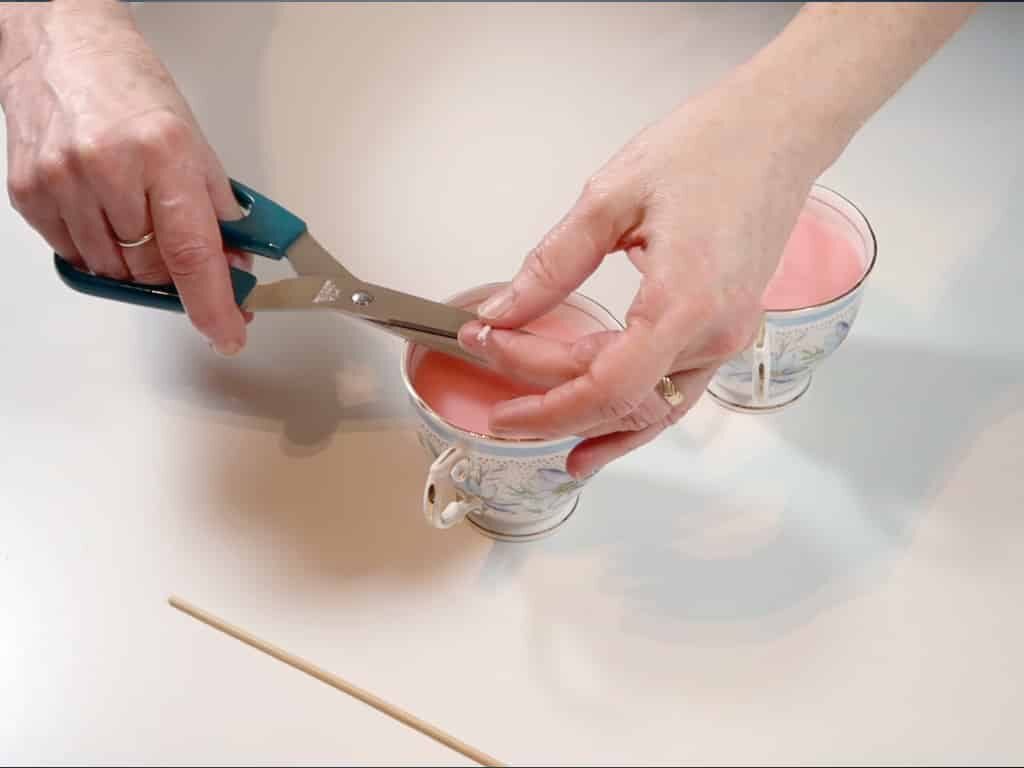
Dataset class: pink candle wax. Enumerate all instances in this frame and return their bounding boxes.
[413,208,865,435]
[411,301,603,436]
[761,209,867,310]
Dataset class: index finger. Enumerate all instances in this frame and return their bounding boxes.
[458,321,620,390]
[148,170,246,355]
[488,317,673,439]
[479,177,640,329]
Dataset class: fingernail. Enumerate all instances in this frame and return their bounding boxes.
[458,322,484,351]
[490,397,547,438]
[477,287,516,321]
[213,339,242,357]
[568,462,600,481]
[488,415,519,437]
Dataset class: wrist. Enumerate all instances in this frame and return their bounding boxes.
[0,9,45,98]
[721,49,862,181]
[727,2,979,179]
[700,60,854,187]
[0,0,136,97]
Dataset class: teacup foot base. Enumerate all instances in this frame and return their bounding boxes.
[466,497,580,543]
[706,374,812,415]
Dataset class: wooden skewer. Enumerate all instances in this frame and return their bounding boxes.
[168,595,504,767]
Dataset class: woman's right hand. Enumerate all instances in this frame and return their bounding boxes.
[0,1,249,355]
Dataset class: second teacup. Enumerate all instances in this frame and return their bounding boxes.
[707,184,877,413]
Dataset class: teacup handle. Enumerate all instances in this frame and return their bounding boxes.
[751,315,771,404]
[423,446,480,529]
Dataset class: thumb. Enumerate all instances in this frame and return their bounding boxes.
[478,178,639,328]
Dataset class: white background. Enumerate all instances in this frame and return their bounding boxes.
[3,2,1022,764]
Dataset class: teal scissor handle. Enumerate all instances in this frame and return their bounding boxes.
[53,178,307,312]
[53,253,258,313]
[219,177,307,260]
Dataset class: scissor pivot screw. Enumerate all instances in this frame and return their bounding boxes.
[351,291,374,306]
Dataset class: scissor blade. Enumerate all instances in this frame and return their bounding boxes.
[341,282,478,339]
[280,232,476,335]
[274,230,485,363]
[240,276,344,312]
[284,231,357,279]
[243,276,475,335]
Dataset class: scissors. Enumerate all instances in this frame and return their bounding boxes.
[53,178,483,364]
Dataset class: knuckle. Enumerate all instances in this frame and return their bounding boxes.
[577,175,614,224]
[597,393,640,423]
[37,150,72,189]
[69,134,107,173]
[524,243,564,291]
[630,275,674,324]
[7,171,39,209]
[163,239,216,276]
[135,111,194,162]
[618,411,650,432]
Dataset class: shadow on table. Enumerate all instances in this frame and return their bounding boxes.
[479,336,1023,650]
[203,412,487,594]
[147,307,415,454]
[124,3,501,592]
[484,170,1024,651]
[137,308,488,590]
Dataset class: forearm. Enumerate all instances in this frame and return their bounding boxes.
[735,2,979,174]
[0,0,134,90]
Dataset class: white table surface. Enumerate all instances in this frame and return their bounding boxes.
[3,2,1023,764]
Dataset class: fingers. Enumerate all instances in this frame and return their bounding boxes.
[478,176,640,329]
[565,366,716,479]
[458,321,611,390]
[488,309,680,439]
[483,225,753,442]
[459,322,677,437]
[205,152,244,221]
[18,204,80,266]
[88,156,169,285]
[7,151,81,263]
[59,190,127,280]
[148,169,246,355]
[33,142,126,278]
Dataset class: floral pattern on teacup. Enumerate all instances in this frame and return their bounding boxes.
[716,295,861,390]
[416,425,585,521]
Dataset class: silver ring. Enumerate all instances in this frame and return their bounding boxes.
[116,231,154,248]
[656,375,685,408]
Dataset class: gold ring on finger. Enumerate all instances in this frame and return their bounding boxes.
[117,231,155,249]
[656,375,685,408]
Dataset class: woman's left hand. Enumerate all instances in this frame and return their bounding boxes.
[457,73,836,479]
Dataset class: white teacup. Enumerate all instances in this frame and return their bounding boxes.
[400,282,622,542]
[707,185,877,413]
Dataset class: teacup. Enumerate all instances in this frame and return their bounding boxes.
[707,184,877,413]
[400,282,622,542]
